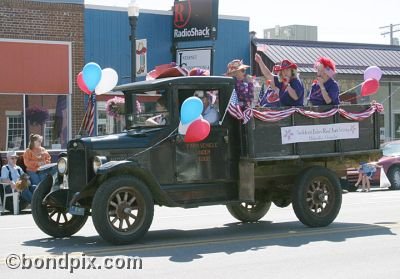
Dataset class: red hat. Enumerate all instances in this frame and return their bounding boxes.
[316,57,336,72]
[146,62,188,80]
[274,59,297,71]
[189,68,210,76]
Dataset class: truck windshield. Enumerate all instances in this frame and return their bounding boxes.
[128,90,170,128]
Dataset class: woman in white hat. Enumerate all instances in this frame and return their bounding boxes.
[225,59,255,108]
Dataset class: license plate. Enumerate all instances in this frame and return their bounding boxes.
[69,206,85,216]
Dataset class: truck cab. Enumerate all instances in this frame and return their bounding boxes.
[31,76,381,244]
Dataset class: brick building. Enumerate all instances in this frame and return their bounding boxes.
[0,0,84,150]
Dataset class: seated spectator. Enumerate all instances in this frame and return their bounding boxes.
[23,134,51,186]
[1,151,36,203]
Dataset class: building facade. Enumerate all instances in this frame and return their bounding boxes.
[0,0,250,152]
[263,25,318,41]
[0,0,84,151]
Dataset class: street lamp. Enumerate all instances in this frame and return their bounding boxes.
[128,0,140,83]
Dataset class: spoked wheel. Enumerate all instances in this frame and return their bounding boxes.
[292,166,342,227]
[227,201,271,222]
[32,175,88,237]
[92,175,154,245]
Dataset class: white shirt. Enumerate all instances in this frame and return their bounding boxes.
[1,163,24,183]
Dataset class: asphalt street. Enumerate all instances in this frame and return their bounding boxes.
[0,188,399,279]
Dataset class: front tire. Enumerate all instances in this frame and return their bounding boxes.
[227,201,271,222]
[387,166,400,190]
[31,175,88,237]
[292,167,342,227]
[91,175,154,245]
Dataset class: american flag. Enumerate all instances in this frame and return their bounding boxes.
[227,90,253,124]
[80,93,96,136]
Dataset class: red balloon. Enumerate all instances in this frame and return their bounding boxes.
[361,78,379,96]
[77,71,91,95]
[184,119,211,143]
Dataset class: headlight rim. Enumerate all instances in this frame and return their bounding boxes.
[93,156,107,174]
[57,157,68,175]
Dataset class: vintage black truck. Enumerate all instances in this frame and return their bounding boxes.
[31,76,381,244]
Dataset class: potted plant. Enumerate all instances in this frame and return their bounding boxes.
[26,105,49,126]
[106,97,125,118]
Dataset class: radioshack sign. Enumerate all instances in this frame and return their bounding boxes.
[173,0,218,41]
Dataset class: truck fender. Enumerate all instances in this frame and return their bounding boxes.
[93,160,179,207]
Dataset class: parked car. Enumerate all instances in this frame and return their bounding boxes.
[346,140,400,191]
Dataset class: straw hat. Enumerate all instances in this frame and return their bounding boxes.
[225,59,250,75]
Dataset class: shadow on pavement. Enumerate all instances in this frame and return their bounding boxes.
[22,220,397,262]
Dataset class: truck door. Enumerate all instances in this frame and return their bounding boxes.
[175,89,232,183]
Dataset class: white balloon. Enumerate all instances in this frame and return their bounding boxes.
[95,68,119,95]
[178,122,190,135]
[178,115,203,135]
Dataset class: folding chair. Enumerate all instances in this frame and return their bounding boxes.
[1,184,20,215]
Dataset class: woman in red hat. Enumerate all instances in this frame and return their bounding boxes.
[255,53,304,106]
[308,57,340,106]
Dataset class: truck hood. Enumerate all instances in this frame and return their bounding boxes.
[76,128,168,150]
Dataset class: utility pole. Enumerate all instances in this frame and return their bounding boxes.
[380,23,400,45]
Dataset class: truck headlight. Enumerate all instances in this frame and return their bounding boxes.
[57,157,68,175]
[93,156,107,174]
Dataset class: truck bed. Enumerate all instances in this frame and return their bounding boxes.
[241,104,381,161]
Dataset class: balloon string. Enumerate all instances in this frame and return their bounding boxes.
[127,127,178,159]
[339,82,363,96]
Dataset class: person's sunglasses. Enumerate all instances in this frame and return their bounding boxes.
[10,157,18,160]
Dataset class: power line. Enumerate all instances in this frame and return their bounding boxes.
[380,23,400,45]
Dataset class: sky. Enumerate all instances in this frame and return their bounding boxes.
[85,0,400,45]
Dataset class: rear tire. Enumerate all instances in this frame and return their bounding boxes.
[91,175,154,245]
[227,201,271,222]
[292,167,342,227]
[387,166,400,190]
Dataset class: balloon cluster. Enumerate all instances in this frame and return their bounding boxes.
[178,97,211,143]
[361,66,382,97]
[77,62,119,95]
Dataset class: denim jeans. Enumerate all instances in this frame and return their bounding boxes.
[27,171,47,187]
[20,185,37,203]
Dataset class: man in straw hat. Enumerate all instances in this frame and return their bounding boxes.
[308,57,340,106]
[255,53,304,107]
[225,59,255,108]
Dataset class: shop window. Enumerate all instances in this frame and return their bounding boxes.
[6,113,24,151]
[25,95,69,149]
[43,112,59,149]
[97,100,125,135]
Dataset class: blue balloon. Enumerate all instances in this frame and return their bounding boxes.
[82,62,102,92]
[181,97,203,124]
